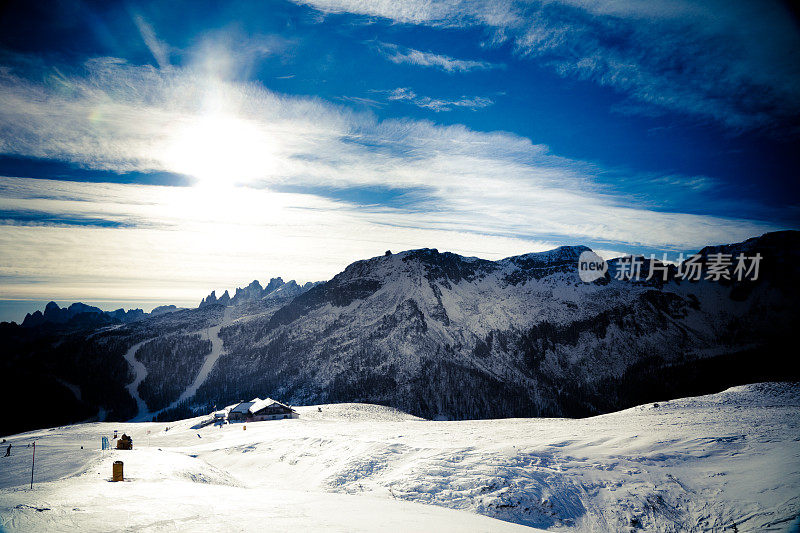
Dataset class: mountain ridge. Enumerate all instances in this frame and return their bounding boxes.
[1,230,798,435]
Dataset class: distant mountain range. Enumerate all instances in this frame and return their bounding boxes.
[20,301,183,329]
[1,231,798,436]
[15,277,321,331]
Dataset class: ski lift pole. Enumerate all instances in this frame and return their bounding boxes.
[30,442,35,490]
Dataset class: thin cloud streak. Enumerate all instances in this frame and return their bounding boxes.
[132,14,171,69]
[387,87,493,112]
[374,42,498,73]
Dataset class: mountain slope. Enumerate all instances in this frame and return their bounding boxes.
[198,231,798,420]
[1,231,798,434]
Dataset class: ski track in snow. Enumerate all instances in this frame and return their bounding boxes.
[122,339,150,422]
[161,306,234,414]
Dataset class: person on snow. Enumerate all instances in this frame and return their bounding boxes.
[4,443,10,457]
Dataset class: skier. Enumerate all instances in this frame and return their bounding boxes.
[4,443,10,457]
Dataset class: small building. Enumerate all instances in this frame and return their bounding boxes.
[227,401,255,422]
[227,397,299,422]
[249,398,299,421]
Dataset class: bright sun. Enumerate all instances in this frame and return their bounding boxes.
[164,114,273,185]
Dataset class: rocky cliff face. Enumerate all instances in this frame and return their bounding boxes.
[199,278,319,308]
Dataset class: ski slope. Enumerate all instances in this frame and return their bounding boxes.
[125,307,234,422]
[158,306,234,416]
[122,340,150,422]
[1,383,798,531]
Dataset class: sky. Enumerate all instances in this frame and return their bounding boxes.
[0,0,798,322]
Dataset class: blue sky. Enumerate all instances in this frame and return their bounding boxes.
[0,0,798,321]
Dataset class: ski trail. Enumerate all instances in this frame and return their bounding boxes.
[122,339,150,421]
[160,306,234,413]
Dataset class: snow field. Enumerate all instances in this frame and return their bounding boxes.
[1,383,798,532]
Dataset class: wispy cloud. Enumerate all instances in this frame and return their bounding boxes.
[336,95,385,108]
[132,14,171,69]
[293,0,521,27]
[0,52,786,301]
[374,42,498,73]
[387,87,493,112]
[299,0,800,134]
[0,55,780,245]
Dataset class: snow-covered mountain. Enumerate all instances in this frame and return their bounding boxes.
[1,231,797,435]
[199,231,797,421]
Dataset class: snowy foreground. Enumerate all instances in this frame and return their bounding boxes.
[1,383,798,532]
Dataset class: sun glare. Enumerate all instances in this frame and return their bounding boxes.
[164,114,274,185]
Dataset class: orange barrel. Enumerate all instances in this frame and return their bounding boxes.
[112,461,124,482]
[243,425,246,431]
